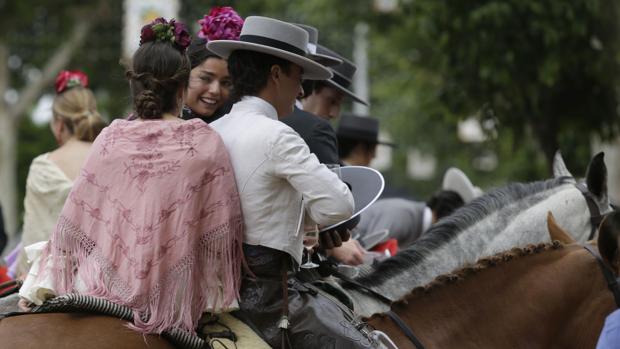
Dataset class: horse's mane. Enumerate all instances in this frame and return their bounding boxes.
[354,177,572,287]
[367,241,565,321]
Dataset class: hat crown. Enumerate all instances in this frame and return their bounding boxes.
[337,114,379,143]
[294,23,318,45]
[240,16,309,55]
[317,45,357,86]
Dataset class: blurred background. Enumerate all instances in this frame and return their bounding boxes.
[1,0,620,238]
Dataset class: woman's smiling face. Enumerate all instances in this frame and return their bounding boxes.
[185,57,232,117]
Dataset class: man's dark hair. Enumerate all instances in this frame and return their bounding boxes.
[228,50,293,101]
[301,80,329,99]
[426,190,465,221]
[338,137,376,159]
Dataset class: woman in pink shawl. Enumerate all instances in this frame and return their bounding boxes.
[21,18,244,335]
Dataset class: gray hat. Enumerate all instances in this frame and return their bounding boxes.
[294,24,342,67]
[207,16,332,80]
[316,46,369,106]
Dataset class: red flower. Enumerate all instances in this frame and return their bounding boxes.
[55,70,89,94]
[198,6,243,41]
[140,25,155,45]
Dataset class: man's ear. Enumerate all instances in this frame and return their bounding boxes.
[270,65,282,84]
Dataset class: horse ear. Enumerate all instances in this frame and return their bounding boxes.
[586,152,607,199]
[547,211,576,244]
[598,212,620,274]
[553,150,573,178]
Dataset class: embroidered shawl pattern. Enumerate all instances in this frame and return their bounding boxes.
[39,119,244,334]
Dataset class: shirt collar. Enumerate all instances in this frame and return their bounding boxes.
[235,96,278,120]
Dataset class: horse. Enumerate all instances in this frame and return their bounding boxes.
[366,211,620,348]
[344,152,612,316]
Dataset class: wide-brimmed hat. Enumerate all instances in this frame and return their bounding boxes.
[337,113,395,147]
[207,16,332,80]
[320,166,385,233]
[442,167,483,203]
[294,24,342,67]
[314,45,369,106]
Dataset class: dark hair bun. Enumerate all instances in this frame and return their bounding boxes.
[135,90,162,119]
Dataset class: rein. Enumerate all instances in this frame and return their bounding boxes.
[575,183,606,240]
[583,245,620,307]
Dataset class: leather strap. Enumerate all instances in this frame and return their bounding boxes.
[279,260,292,349]
[584,245,620,307]
[575,183,605,240]
[318,260,393,305]
[386,310,426,349]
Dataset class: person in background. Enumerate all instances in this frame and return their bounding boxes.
[15,70,106,276]
[0,204,6,256]
[354,190,465,250]
[337,113,394,167]
[183,6,243,124]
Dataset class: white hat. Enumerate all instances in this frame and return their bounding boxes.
[442,167,483,203]
[207,16,333,80]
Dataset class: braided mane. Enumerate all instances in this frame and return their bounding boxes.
[367,241,565,320]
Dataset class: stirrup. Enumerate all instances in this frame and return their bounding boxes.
[369,330,399,349]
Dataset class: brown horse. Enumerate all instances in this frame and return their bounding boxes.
[366,235,618,349]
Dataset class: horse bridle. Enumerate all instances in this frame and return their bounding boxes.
[575,183,606,240]
[583,244,620,308]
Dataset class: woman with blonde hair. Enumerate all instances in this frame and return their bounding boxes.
[15,70,106,276]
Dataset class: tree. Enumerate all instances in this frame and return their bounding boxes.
[398,0,620,168]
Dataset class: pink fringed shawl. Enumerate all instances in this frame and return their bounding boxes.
[39,118,244,334]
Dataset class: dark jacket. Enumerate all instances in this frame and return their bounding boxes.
[281,107,339,164]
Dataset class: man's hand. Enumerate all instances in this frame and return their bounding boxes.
[327,239,366,266]
[319,226,350,249]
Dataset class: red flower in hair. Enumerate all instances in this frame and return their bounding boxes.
[55,70,89,94]
[198,6,243,41]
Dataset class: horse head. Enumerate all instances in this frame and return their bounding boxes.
[545,152,611,242]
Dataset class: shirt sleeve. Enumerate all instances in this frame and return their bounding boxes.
[269,127,354,226]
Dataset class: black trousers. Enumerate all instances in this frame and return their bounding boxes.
[234,244,376,349]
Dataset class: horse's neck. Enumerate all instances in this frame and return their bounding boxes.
[369,244,615,349]
[362,185,589,302]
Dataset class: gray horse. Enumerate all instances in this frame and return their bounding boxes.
[343,152,611,317]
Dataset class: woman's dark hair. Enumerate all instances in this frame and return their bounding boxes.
[127,41,190,119]
[187,37,219,69]
[427,190,465,220]
[227,50,293,101]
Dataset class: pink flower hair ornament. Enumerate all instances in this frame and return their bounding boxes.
[140,17,192,52]
[198,6,243,41]
[55,70,89,94]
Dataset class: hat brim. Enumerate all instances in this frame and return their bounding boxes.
[207,40,332,80]
[325,78,369,106]
[319,166,385,233]
[442,167,482,203]
[308,53,342,67]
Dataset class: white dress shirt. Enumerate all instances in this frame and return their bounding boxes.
[211,97,354,263]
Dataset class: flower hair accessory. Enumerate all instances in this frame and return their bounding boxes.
[140,17,191,51]
[198,6,243,41]
[55,70,89,94]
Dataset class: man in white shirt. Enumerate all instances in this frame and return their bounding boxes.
[208,16,377,349]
